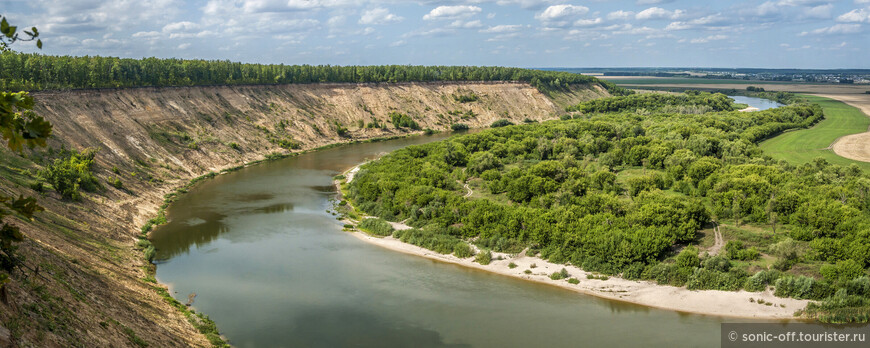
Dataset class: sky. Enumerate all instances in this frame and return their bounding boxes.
[3,0,869,68]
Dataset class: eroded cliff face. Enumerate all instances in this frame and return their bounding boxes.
[0,82,606,347]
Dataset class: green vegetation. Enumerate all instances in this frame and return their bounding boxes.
[38,149,102,200]
[760,95,870,170]
[451,123,469,131]
[490,119,514,128]
[475,250,492,265]
[389,112,420,130]
[359,217,394,236]
[345,91,870,322]
[0,52,630,96]
[550,268,569,280]
[453,90,479,103]
[566,91,736,114]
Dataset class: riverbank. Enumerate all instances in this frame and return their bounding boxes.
[337,166,809,320]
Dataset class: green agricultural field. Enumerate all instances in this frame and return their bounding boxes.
[759,95,870,169]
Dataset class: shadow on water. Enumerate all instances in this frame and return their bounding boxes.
[237,308,471,348]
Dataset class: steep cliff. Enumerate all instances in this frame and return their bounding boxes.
[0,82,606,347]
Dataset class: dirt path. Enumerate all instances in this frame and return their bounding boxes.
[463,182,473,198]
[708,223,724,256]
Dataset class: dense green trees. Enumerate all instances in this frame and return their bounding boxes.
[346,92,870,321]
[0,52,630,96]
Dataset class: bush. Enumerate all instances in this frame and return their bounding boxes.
[524,269,532,274]
[453,242,474,258]
[774,276,834,300]
[450,123,469,131]
[359,218,395,236]
[676,246,701,269]
[228,142,241,150]
[390,112,420,130]
[745,270,781,292]
[568,278,580,284]
[550,268,569,280]
[475,250,492,265]
[820,260,865,286]
[508,262,517,269]
[490,119,514,128]
[725,241,759,261]
[39,149,102,200]
[109,176,124,189]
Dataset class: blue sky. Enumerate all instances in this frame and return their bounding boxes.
[4,0,869,68]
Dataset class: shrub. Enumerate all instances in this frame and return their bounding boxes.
[109,176,124,189]
[475,250,492,265]
[508,262,517,269]
[820,260,865,286]
[745,270,781,292]
[702,255,731,272]
[676,246,701,269]
[359,218,395,236]
[453,242,473,258]
[39,149,102,200]
[490,119,514,128]
[450,123,469,131]
[725,241,760,261]
[228,142,241,150]
[550,268,569,280]
[390,112,420,130]
[568,278,580,284]
[524,269,532,274]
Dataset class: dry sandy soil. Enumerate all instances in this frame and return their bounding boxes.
[0,82,606,347]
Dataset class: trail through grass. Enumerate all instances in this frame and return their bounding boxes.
[759,95,870,169]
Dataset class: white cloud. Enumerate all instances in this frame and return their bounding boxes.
[450,20,483,29]
[480,24,523,33]
[574,18,603,27]
[636,7,685,20]
[423,5,482,20]
[664,14,726,31]
[837,8,870,22]
[535,4,589,21]
[637,0,674,4]
[802,4,832,19]
[799,23,863,35]
[163,21,199,32]
[689,34,727,44]
[359,8,402,25]
[177,43,191,49]
[607,10,635,20]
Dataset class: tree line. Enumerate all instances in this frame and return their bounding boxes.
[0,52,630,96]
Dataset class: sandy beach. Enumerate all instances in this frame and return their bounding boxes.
[339,165,810,320]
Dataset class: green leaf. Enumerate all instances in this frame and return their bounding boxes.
[0,18,9,35]
[36,39,42,49]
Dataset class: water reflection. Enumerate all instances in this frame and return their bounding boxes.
[152,132,748,347]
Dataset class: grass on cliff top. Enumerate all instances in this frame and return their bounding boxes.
[759,95,870,170]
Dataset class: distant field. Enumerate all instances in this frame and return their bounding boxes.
[759,95,870,169]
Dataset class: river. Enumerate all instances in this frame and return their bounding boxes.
[151,132,749,348]
[729,95,784,111]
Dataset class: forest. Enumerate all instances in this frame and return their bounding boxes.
[0,52,629,96]
[344,92,870,323]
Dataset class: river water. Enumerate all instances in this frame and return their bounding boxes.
[152,132,749,348]
[729,95,784,111]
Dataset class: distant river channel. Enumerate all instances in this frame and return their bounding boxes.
[729,95,785,111]
[152,132,761,347]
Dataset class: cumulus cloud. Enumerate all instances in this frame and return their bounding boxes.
[689,34,727,44]
[574,18,603,27]
[480,24,524,33]
[535,4,589,21]
[799,23,863,35]
[359,8,402,25]
[636,7,685,20]
[664,14,727,31]
[837,8,870,22]
[423,5,482,20]
[607,10,635,20]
